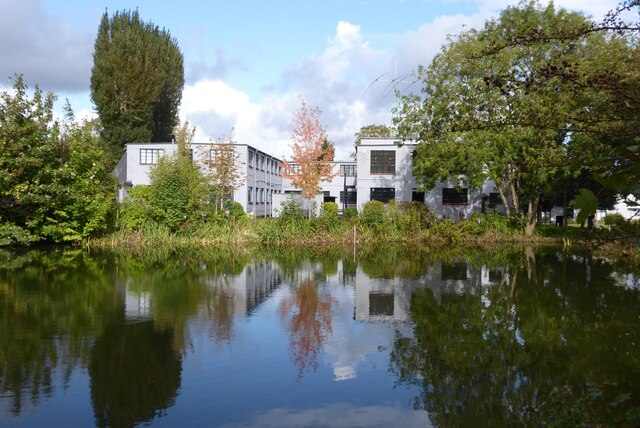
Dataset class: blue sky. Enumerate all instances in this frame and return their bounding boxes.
[1,0,618,159]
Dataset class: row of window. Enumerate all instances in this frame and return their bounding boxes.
[139,148,235,165]
[248,150,280,175]
[247,187,279,204]
[366,187,475,205]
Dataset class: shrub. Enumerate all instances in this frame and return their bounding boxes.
[603,213,626,228]
[360,200,386,228]
[278,196,304,222]
[343,207,358,220]
[321,202,339,222]
[224,199,245,221]
[147,155,208,231]
[119,185,154,230]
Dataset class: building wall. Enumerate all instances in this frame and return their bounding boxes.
[355,138,418,209]
[281,161,357,211]
[114,142,283,217]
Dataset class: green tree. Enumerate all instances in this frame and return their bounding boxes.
[90,9,184,156]
[354,124,393,146]
[0,76,63,244]
[396,1,623,235]
[201,138,245,212]
[147,151,208,231]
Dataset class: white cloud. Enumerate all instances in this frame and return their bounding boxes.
[222,403,431,428]
[0,0,94,93]
[179,0,625,162]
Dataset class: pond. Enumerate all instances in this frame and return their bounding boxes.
[0,245,639,427]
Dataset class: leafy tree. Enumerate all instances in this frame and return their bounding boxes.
[90,9,184,156]
[201,138,245,212]
[0,75,61,244]
[147,151,208,231]
[282,96,336,218]
[57,107,117,239]
[396,1,622,235]
[353,124,393,146]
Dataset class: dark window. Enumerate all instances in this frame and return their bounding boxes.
[340,190,357,205]
[248,187,253,203]
[140,148,163,165]
[248,150,254,168]
[369,293,394,316]
[412,190,425,202]
[489,192,502,207]
[188,149,194,162]
[441,262,468,280]
[340,164,356,176]
[370,150,395,174]
[286,163,301,175]
[370,187,395,203]
[442,188,468,205]
[488,269,503,283]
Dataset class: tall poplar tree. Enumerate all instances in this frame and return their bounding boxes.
[90,10,184,154]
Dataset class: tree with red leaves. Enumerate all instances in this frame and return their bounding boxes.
[282,96,336,218]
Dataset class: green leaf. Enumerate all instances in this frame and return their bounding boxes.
[570,188,597,226]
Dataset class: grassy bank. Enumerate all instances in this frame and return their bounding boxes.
[88,212,638,264]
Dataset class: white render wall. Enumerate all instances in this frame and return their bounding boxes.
[114,142,283,217]
[355,138,418,209]
[281,161,357,210]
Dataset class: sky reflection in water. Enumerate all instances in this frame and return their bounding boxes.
[0,246,638,427]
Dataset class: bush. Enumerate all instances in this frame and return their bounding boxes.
[321,202,339,222]
[147,155,208,231]
[0,222,34,246]
[278,196,304,222]
[224,199,245,221]
[603,213,626,228]
[343,207,358,220]
[360,201,386,228]
[119,185,154,230]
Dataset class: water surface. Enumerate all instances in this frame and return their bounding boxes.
[0,246,638,427]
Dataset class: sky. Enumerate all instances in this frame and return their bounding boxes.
[0,0,620,160]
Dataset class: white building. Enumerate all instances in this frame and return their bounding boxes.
[115,137,506,219]
[355,137,502,219]
[114,142,283,217]
[275,161,357,216]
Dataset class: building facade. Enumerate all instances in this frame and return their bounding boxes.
[115,137,507,219]
[114,142,283,217]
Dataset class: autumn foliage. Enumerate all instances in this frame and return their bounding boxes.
[279,279,335,379]
[282,96,337,203]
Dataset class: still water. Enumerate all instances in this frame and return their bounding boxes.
[0,246,638,427]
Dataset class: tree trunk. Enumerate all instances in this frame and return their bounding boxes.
[524,196,539,236]
[496,184,511,216]
[562,179,568,227]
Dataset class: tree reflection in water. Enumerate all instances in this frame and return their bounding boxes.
[279,279,336,379]
[390,253,640,427]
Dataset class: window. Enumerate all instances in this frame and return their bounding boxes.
[369,293,394,316]
[489,192,502,207]
[370,150,395,174]
[209,147,234,161]
[248,187,253,203]
[140,148,163,165]
[442,188,468,205]
[340,164,356,176]
[412,190,425,202]
[286,163,301,175]
[441,262,468,280]
[370,187,395,203]
[248,150,254,168]
[340,190,357,205]
[189,149,194,162]
[261,155,265,170]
